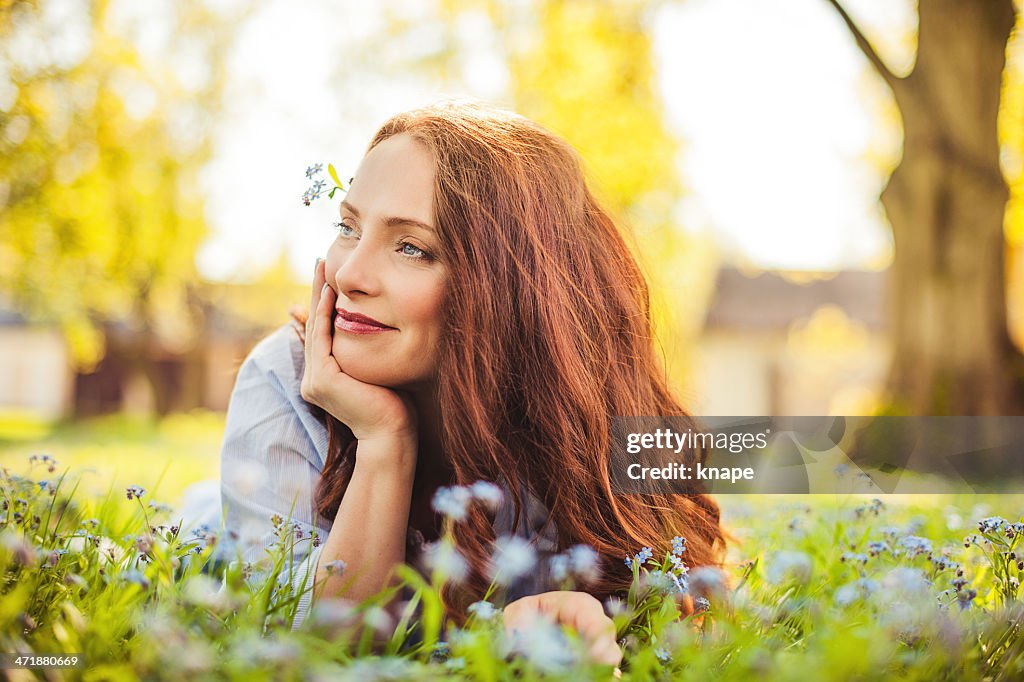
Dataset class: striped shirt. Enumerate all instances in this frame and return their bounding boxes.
[219,323,559,627]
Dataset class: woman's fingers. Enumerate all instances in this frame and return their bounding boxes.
[309,259,325,324]
[501,597,535,630]
[503,592,623,668]
[301,281,338,409]
[305,259,325,369]
[581,620,622,667]
[553,593,621,667]
[308,259,325,329]
[300,259,327,405]
[310,281,336,363]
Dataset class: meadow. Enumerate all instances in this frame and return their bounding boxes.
[1,413,1023,680]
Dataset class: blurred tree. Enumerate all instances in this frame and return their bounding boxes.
[827,0,1024,414]
[0,0,240,416]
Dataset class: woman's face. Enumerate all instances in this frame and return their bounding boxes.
[324,132,446,390]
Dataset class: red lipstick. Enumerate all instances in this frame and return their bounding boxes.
[334,308,396,334]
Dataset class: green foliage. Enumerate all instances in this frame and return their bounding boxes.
[3,455,1024,680]
[0,0,239,370]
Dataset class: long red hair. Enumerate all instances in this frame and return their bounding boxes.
[306,100,728,616]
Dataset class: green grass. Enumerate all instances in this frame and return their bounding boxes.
[1,416,1024,680]
[0,410,223,505]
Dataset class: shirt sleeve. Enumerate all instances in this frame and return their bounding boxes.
[219,327,331,630]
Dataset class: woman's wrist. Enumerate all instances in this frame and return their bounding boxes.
[353,431,418,477]
[313,393,416,443]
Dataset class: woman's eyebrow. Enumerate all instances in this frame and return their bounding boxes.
[340,200,435,233]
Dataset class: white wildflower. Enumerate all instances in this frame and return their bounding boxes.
[468,600,501,620]
[423,540,469,582]
[567,545,601,584]
[503,615,577,673]
[765,550,812,585]
[183,575,231,613]
[469,481,503,510]
[432,486,473,521]
[688,565,729,601]
[489,536,537,586]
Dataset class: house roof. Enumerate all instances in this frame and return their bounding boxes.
[703,267,887,332]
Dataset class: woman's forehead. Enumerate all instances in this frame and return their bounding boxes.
[349,133,435,219]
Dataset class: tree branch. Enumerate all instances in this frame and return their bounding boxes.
[824,0,903,93]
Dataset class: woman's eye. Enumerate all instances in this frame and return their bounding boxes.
[333,221,357,238]
[399,242,431,260]
[331,222,430,260]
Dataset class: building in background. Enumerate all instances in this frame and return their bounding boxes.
[0,276,306,419]
[0,309,72,419]
[692,267,889,416]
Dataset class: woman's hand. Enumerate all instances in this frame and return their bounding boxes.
[297,259,418,449]
[503,591,623,669]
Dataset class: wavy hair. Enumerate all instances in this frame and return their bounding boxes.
[304,100,728,618]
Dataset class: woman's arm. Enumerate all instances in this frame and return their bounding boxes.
[312,433,417,602]
[299,259,421,605]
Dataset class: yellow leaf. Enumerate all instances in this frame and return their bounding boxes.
[328,163,343,189]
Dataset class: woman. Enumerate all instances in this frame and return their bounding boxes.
[220,100,727,665]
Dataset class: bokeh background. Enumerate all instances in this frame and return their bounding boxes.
[2,0,1024,499]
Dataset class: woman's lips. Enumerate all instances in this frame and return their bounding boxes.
[334,308,396,335]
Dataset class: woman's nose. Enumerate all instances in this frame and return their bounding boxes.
[334,241,381,297]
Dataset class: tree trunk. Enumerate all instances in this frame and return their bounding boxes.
[831,0,1024,415]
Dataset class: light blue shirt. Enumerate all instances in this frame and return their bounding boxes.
[219,324,558,628]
